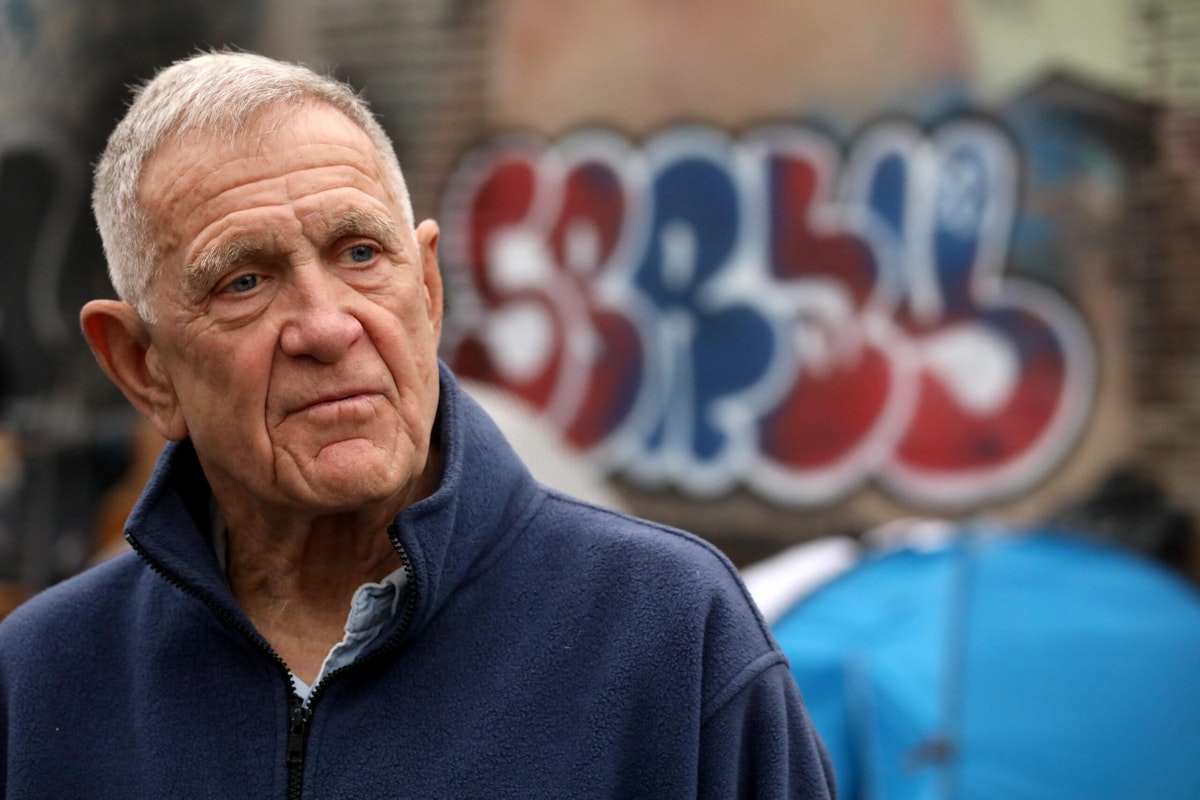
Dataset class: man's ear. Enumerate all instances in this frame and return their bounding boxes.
[415,219,444,340]
[80,300,189,442]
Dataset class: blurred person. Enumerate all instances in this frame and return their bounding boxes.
[0,51,834,798]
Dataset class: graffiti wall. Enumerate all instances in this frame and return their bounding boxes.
[0,0,1190,584]
[434,0,1162,558]
[442,116,1099,510]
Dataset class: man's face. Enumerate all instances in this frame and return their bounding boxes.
[137,102,443,521]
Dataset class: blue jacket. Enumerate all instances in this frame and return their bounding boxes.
[0,366,835,798]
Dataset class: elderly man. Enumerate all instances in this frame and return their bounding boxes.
[0,52,834,798]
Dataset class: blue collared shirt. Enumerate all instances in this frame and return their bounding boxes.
[290,568,407,702]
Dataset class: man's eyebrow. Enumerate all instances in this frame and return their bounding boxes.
[326,210,403,250]
[185,236,269,298]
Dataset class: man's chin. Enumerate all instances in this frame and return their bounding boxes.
[289,443,417,512]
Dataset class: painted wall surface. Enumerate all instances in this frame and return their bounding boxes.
[443,110,1105,508]
[962,0,1143,101]
[438,0,1169,559]
[1,0,1192,586]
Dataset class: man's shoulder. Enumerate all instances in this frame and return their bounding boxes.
[518,491,787,690]
[529,491,769,625]
[539,491,734,570]
[0,551,146,652]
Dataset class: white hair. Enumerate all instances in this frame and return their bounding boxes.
[92,50,414,322]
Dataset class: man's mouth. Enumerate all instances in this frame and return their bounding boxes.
[293,389,382,416]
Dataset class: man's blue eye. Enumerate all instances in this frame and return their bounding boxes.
[348,245,375,263]
[228,274,259,293]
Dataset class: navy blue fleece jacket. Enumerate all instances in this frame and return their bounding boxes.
[0,365,835,799]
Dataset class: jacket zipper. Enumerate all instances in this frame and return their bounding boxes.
[286,705,312,800]
[126,523,418,800]
[288,525,417,798]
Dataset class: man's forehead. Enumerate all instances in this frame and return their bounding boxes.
[134,103,408,307]
[139,102,382,201]
[138,106,399,248]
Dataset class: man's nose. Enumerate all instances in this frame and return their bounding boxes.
[278,268,364,362]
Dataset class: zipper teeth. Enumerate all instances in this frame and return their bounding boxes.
[286,705,311,800]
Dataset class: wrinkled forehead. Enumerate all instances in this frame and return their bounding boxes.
[138,102,402,241]
[138,101,393,210]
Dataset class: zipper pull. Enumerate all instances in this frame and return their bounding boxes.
[287,705,312,765]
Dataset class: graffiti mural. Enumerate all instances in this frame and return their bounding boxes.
[442,115,1096,510]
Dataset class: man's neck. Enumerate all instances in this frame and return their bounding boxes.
[202,443,441,684]
[223,514,403,686]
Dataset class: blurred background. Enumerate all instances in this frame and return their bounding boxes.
[4,0,1199,582]
[5,1,1200,794]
